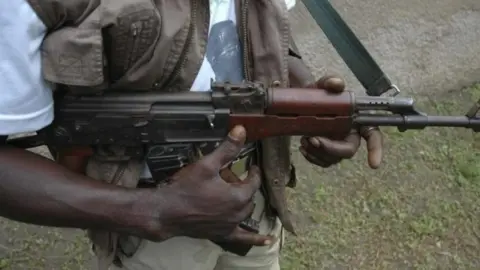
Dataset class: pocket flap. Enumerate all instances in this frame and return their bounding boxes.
[41,27,105,87]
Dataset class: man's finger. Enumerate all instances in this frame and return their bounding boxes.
[204,125,246,169]
[301,136,340,165]
[230,166,262,202]
[300,136,320,148]
[362,128,383,169]
[235,198,256,221]
[301,137,349,163]
[299,145,342,166]
[315,132,361,158]
[220,168,242,184]
[313,75,346,93]
[224,227,275,246]
[299,147,334,168]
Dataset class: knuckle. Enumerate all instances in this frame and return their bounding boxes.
[233,213,246,224]
[248,166,261,179]
[345,149,356,158]
[223,188,245,208]
[221,140,240,154]
[232,190,249,205]
[304,154,316,164]
[198,161,218,174]
[235,207,251,223]
[307,151,324,162]
[228,208,245,223]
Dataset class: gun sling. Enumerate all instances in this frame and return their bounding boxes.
[301,0,400,97]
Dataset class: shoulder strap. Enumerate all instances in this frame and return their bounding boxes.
[301,0,400,97]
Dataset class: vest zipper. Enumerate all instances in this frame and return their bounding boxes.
[126,22,142,73]
[163,0,198,88]
[240,0,251,81]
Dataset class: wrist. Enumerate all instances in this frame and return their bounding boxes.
[288,57,315,87]
[121,187,171,241]
[68,185,163,239]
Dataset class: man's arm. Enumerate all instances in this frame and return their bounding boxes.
[0,130,271,245]
[0,1,153,234]
[0,0,271,246]
[0,1,157,234]
[283,0,315,87]
[0,143,153,236]
[287,35,316,87]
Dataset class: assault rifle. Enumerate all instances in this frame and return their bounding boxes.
[8,81,480,151]
[6,80,479,256]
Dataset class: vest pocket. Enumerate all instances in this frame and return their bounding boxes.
[103,20,145,83]
[41,26,106,88]
[102,1,162,86]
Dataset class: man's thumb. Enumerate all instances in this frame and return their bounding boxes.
[311,75,345,94]
[204,125,246,169]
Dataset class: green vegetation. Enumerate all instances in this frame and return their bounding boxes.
[281,84,480,269]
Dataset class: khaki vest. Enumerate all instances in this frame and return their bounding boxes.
[27,0,303,267]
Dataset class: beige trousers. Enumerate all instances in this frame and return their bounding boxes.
[113,186,284,270]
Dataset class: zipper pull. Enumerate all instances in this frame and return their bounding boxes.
[132,24,138,37]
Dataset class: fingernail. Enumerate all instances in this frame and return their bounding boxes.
[229,125,246,139]
[325,77,345,92]
[264,239,272,245]
[371,161,381,170]
[300,137,308,148]
[309,137,320,147]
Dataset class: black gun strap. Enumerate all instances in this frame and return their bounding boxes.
[301,0,400,97]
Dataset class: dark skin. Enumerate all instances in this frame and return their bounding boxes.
[288,56,384,169]
[0,127,272,246]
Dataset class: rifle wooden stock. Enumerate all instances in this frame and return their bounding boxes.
[229,114,353,142]
[229,87,355,141]
[265,87,354,116]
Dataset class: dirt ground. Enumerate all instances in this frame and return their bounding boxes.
[0,84,478,270]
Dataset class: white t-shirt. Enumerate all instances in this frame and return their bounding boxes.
[0,0,296,176]
[192,0,296,92]
[0,0,54,136]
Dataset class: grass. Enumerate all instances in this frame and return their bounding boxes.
[280,83,480,269]
[0,84,478,270]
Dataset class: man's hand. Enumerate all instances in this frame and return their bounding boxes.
[299,75,384,169]
[147,125,273,246]
[0,128,270,248]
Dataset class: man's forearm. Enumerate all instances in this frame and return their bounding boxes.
[288,56,315,87]
[0,146,154,237]
[287,34,315,87]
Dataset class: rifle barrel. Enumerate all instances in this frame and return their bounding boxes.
[354,115,480,130]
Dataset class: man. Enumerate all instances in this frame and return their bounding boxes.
[0,0,383,269]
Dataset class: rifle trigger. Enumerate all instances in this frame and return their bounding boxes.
[466,98,480,118]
